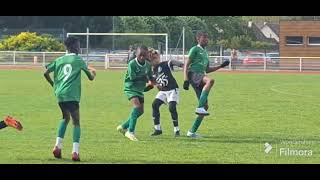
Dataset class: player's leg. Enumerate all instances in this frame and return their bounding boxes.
[2,116,23,131]
[0,121,7,129]
[196,75,214,115]
[151,91,166,136]
[124,97,144,141]
[168,101,180,136]
[167,88,180,136]
[53,102,71,158]
[189,72,211,116]
[118,95,141,133]
[118,92,138,134]
[69,101,81,161]
[188,103,208,138]
[187,84,209,138]
[151,98,164,136]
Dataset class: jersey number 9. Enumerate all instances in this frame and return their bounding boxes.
[63,64,72,82]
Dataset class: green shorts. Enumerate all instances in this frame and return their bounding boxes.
[125,90,144,103]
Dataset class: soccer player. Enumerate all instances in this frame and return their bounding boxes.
[0,116,23,131]
[147,48,183,137]
[183,31,229,138]
[44,36,96,161]
[117,45,153,141]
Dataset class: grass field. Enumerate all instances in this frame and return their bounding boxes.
[0,69,320,164]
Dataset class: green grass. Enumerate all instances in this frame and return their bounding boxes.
[0,70,320,164]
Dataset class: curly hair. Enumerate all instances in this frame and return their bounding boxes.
[64,36,80,54]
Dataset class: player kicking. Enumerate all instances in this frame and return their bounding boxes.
[0,116,23,131]
[183,31,229,138]
[44,36,96,161]
[147,48,183,137]
[117,45,153,141]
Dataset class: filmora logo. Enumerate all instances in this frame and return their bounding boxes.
[264,142,272,154]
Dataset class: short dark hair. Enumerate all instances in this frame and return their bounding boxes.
[137,45,148,52]
[196,31,209,38]
[64,36,80,53]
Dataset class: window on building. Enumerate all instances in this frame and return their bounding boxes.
[308,37,320,45]
[286,36,303,45]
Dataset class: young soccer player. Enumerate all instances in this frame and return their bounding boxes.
[44,36,96,161]
[183,31,229,138]
[0,116,22,131]
[117,45,153,141]
[147,48,183,137]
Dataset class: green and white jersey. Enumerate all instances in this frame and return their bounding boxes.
[46,53,93,102]
[124,58,152,98]
[188,44,209,74]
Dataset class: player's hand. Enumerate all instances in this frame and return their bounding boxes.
[183,80,190,90]
[220,60,230,68]
[155,84,163,91]
[88,65,96,76]
[144,84,154,92]
[88,65,96,71]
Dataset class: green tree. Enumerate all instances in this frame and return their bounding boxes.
[0,32,65,51]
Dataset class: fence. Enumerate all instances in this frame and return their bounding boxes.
[0,51,66,66]
[211,56,320,72]
[1,51,320,72]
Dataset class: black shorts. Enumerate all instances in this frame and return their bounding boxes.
[58,101,79,113]
[129,96,144,104]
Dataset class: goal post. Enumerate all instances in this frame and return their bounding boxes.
[66,32,169,69]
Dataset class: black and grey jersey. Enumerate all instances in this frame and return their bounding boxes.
[152,61,179,91]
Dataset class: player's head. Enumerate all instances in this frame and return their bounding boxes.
[64,36,80,55]
[196,31,209,47]
[148,48,160,66]
[136,45,149,62]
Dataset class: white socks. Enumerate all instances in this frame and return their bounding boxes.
[55,137,63,149]
[72,142,79,154]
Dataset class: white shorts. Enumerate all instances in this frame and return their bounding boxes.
[155,88,179,104]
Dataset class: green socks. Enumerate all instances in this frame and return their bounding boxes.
[190,116,203,133]
[57,119,68,138]
[73,126,81,143]
[123,107,143,133]
[198,90,209,108]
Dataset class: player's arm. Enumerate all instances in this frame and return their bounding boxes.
[183,57,191,82]
[87,65,96,80]
[170,60,184,68]
[44,69,54,87]
[206,66,221,73]
[144,80,154,92]
[183,47,197,90]
[83,66,96,81]
[206,60,230,73]
[81,61,96,81]
[183,57,192,90]
[43,61,55,87]
[144,65,155,92]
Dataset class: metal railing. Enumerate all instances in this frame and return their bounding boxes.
[2,51,320,72]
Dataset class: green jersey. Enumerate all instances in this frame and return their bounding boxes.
[124,58,152,99]
[46,53,93,102]
[188,44,209,74]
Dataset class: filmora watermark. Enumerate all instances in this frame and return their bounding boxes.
[264,143,272,154]
[263,141,314,157]
[279,148,312,156]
